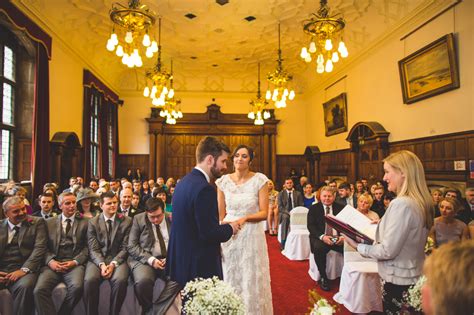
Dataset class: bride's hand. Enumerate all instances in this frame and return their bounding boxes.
[236,217,247,226]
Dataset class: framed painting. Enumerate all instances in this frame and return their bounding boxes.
[323,93,348,136]
[398,33,460,104]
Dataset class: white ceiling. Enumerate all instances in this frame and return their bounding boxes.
[17,0,428,94]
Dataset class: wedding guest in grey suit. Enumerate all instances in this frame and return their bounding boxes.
[0,196,47,315]
[84,191,132,315]
[127,197,171,313]
[278,178,304,249]
[34,192,89,315]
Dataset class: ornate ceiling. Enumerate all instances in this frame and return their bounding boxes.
[16,0,428,93]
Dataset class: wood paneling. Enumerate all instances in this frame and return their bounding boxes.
[16,138,31,181]
[117,154,149,179]
[319,149,350,181]
[275,155,307,189]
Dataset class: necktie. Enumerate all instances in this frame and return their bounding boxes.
[11,226,20,244]
[155,224,167,257]
[45,215,50,219]
[106,219,113,248]
[325,206,333,236]
[288,192,293,211]
[65,219,72,234]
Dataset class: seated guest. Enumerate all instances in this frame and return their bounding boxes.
[77,188,100,218]
[443,188,470,224]
[335,182,356,207]
[131,191,143,212]
[298,176,308,195]
[356,193,380,221]
[132,180,142,194]
[462,187,474,222]
[89,180,99,193]
[33,193,60,219]
[267,180,279,236]
[303,183,316,208]
[127,197,171,313]
[84,191,132,315]
[429,197,469,248]
[278,178,304,249]
[35,192,89,315]
[307,186,344,291]
[354,180,365,199]
[370,186,385,218]
[327,180,337,190]
[62,177,77,193]
[431,188,443,217]
[369,184,378,197]
[153,187,172,214]
[110,179,121,197]
[119,188,141,218]
[11,186,33,214]
[0,196,47,315]
[383,192,396,210]
[422,241,474,315]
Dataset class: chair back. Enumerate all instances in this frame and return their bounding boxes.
[289,206,309,229]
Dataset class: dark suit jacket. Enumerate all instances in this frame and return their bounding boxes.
[44,214,89,265]
[166,168,233,287]
[0,216,47,273]
[88,214,132,267]
[118,206,143,219]
[277,189,304,212]
[307,202,344,249]
[335,195,357,208]
[32,210,60,219]
[127,212,171,270]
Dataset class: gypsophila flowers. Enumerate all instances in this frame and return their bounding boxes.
[182,276,244,314]
[403,275,426,312]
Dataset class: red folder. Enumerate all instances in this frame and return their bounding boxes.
[325,215,374,245]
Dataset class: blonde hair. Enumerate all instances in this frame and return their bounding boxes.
[357,193,374,207]
[320,186,336,195]
[438,197,461,214]
[424,241,474,315]
[384,150,433,229]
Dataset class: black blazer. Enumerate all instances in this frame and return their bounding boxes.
[307,202,344,241]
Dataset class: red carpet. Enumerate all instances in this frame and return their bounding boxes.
[267,233,351,315]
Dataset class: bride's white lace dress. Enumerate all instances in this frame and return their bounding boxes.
[216,172,273,315]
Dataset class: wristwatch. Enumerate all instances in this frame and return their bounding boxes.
[20,267,30,274]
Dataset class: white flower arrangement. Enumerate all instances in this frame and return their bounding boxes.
[181,276,245,314]
[309,298,336,315]
[404,275,427,312]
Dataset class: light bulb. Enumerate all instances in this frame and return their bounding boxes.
[163,86,169,95]
[125,31,133,44]
[151,41,158,53]
[304,55,312,63]
[116,45,124,57]
[272,89,278,99]
[106,39,115,52]
[317,54,324,64]
[142,34,151,47]
[325,39,333,51]
[157,97,165,106]
[248,112,255,119]
[325,59,333,72]
[159,108,165,115]
[127,60,134,68]
[309,41,317,53]
[300,47,308,59]
[110,33,118,46]
[317,63,324,73]
[289,90,295,100]
[178,111,183,118]
[263,111,270,119]
[332,52,339,63]
[135,56,143,67]
[146,47,153,58]
[339,42,349,58]
[143,86,150,97]
[341,48,348,58]
[151,86,158,98]
[265,90,271,100]
[121,53,129,65]
[168,89,174,99]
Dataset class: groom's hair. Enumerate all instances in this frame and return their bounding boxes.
[196,136,230,163]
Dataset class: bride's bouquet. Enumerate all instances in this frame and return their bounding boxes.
[308,289,337,315]
[181,276,245,314]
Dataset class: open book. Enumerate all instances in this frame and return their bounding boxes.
[325,205,377,245]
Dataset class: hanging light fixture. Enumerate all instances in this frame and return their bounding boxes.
[159,60,183,125]
[266,23,295,109]
[300,0,348,74]
[142,18,173,106]
[106,0,158,68]
[248,63,271,125]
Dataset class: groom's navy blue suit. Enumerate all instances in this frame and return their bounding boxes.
[166,168,233,287]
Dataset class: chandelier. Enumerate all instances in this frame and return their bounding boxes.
[265,23,295,109]
[248,63,270,125]
[106,0,158,68]
[159,60,183,125]
[300,0,348,74]
[142,18,174,106]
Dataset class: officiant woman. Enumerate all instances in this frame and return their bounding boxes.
[345,150,433,314]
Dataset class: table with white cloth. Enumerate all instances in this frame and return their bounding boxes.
[333,246,383,314]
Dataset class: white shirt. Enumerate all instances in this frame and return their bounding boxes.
[61,214,75,234]
[194,166,210,183]
[103,213,116,232]
[7,220,22,244]
[41,211,55,219]
[320,204,337,239]
[120,206,131,217]
[147,219,170,266]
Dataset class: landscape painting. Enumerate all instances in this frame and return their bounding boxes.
[398,33,460,104]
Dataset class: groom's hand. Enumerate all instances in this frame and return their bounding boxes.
[229,221,241,235]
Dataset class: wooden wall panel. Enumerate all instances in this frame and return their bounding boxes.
[16,139,31,181]
[275,155,307,189]
[319,149,350,181]
[117,154,149,180]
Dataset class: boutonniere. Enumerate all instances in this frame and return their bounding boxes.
[75,212,84,219]
[131,208,136,214]
[117,213,124,220]
[26,216,34,224]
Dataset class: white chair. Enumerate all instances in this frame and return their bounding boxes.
[282,207,311,260]
[308,251,344,281]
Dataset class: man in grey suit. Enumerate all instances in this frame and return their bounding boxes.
[278,178,304,249]
[127,197,171,313]
[34,192,89,315]
[84,191,132,315]
[0,196,47,315]
[335,182,357,208]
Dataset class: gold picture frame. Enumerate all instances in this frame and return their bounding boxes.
[323,93,348,136]
[398,33,460,104]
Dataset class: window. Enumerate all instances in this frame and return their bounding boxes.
[0,38,16,180]
[90,91,100,178]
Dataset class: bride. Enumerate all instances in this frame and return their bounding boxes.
[216,144,273,315]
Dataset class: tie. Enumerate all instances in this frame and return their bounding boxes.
[65,219,72,234]
[106,219,113,248]
[325,206,333,236]
[155,224,167,257]
[11,226,20,245]
[288,192,293,211]
[45,215,50,219]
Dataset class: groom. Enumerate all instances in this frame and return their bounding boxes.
[166,136,240,287]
